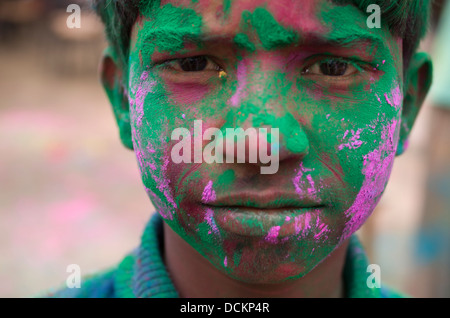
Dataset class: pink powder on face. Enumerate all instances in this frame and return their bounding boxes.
[342,130,349,140]
[338,128,364,151]
[265,226,281,243]
[129,69,179,221]
[293,162,313,197]
[306,174,316,196]
[384,84,402,110]
[403,139,409,151]
[267,0,326,35]
[140,72,148,81]
[145,186,173,220]
[205,208,221,237]
[294,212,312,237]
[134,73,156,127]
[201,180,216,203]
[293,163,322,201]
[313,223,329,240]
[146,141,155,154]
[375,93,382,104]
[230,60,248,107]
[224,256,228,267]
[391,85,402,108]
[340,120,399,241]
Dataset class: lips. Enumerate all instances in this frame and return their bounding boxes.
[205,190,322,209]
[202,190,325,238]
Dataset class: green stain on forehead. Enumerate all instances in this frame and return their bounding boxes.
[249,7,298,50]
[223,0,233,17]
[136,2,203,58]
[234,33,255,52]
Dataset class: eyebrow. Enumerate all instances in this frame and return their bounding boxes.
[141,26,390,56]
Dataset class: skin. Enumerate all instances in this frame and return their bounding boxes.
[101,0,432,297]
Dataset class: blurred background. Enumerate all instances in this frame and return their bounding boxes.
[0,0,449,297]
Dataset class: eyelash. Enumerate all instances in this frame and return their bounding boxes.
[154,56,222,71]
[152,55,372,79]
[302,56,365,75]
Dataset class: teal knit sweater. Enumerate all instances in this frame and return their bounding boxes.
[47,213,405,298]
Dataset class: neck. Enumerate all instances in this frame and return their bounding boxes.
[163,223,349,298]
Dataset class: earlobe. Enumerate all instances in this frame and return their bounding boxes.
[100,48,134,150]
[396,52,433,156]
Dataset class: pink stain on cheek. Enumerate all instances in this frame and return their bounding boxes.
[313,223,329,240]
[134,72,156,127]
[306,174,316,196]
[375,93,382,104]
[384,85,402,110]
[338,128,364,150]
[341,119,399,241]
[230,60,248,107]
[293,163,319,199]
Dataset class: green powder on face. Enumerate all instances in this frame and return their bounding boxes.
[234,33,256,52]
[233,247,242,267]
[276,113,309,153]
[253,112,309,154]
[223,0,233,17]
[250,7,298,50]
[217,169,235,188]
[137,2,203,57]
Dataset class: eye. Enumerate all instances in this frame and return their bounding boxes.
[303,58,358,77]
[163,56,222,73]
[179,56,208,72]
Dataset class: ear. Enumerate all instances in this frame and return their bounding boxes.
[100,48,133,150]
[396,52,433,156]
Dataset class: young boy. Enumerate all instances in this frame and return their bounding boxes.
[50,0,432,298]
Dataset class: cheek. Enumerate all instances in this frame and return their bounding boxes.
[165,82,211,105]
[128,74,183,221]
[339,118,400,240]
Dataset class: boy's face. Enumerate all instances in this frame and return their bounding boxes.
[125,0,407,282]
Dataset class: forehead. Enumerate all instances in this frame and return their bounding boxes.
[134,0,398,54]
[154,0,328,35]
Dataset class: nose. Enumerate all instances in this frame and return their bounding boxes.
[219,112,309,173]
[218,56,311,174]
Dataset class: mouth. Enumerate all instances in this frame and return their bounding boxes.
[202,191,325,238]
